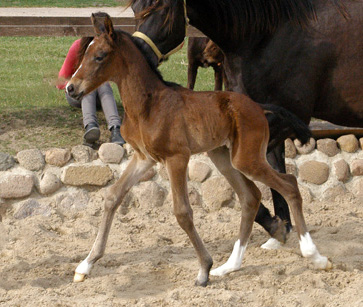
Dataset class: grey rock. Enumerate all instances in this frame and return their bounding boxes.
[98,143,125,164]
[45,148,71,167]
[39,172,62,195]
[317,138,340,157]
[16,149,45,171]
[337,134,359,153]
[56,189,89,212]
[0,173,34,199]
[201,176,234,212]
[299,161,329,185]
[352,178,363,199]
[188,160,211,182]
[334,159,350,182]
[351,159,363,176]
[13,199,51,219]
[294,138,316,155]
[71,145,97,163]
[284,138,297,159]
[0,152,15,171]
[322,184,346,201]
[62,164,113,186]
[133,181,167,208]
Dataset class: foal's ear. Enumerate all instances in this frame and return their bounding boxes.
[91,12,115,39]
[104,15,115,39]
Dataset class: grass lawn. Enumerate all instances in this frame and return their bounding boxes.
[0,0,128,7]
[0,36,215,154]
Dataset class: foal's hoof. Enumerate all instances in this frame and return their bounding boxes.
[73,272,86,283]
[270,216,288,243]
[325,259,333,270]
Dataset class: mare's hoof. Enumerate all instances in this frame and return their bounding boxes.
[73,272,86,283]
[270,216,288,243]
[261,238,281,250]
[195,279,208,287]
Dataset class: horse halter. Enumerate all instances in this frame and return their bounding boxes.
[132,0,188,65]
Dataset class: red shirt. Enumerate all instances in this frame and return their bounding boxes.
[57,39,81,89]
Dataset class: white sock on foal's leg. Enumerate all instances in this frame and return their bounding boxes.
[210,240,247,276]
[74,234,100,282]
[299,232,332,269]
[74,257,93,282]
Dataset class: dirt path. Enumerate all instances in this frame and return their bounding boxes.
[0,192,362,306]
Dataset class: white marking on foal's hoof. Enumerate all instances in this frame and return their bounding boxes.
[299,232,332,270]
[210,240,246,277]
[73,272,86,283]
[261,238,281,250]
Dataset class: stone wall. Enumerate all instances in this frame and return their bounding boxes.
[0,135,362,220]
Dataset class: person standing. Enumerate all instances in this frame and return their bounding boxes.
[57,37,125,146]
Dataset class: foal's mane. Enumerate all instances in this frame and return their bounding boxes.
[116,29,180,88]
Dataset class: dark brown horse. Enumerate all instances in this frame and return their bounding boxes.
[67,13,330,286]
[187,37,226,90]
[129,0,363,249]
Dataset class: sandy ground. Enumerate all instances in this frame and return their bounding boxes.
[0,191,362,306]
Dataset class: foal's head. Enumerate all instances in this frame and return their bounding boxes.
[67,13,118,100]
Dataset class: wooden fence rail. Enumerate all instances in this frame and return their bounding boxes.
[0,16,204,37]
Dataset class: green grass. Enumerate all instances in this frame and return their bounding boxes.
[0,0,128,7]
[0,36,215,154]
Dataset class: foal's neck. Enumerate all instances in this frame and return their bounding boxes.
[114,34,167,118]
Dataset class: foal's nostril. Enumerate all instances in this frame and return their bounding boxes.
[67,84,74,94]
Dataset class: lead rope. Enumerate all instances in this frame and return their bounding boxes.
[132,0,188,65]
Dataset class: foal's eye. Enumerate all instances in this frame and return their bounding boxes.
[94,53,107,63]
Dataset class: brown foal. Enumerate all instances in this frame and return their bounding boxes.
[67,13,330,287]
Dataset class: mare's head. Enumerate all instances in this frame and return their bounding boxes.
[67,13,118,101]
[129,0,186,66]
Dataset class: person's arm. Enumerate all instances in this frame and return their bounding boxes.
[57,39,81,90]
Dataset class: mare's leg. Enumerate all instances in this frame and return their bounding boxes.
[187,62,198,90]
[166,154,213,287]
[267,143,292,231]
[208,146,286,243]
[73,153,155,282]
[213,66,223,91]
[210,171,261,276]
[261,143,293,250]
[230,130,330,270]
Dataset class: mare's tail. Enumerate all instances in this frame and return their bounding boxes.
[262,104,312,153]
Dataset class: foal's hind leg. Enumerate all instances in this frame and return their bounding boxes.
[74,153,155,282]
[210,171,261,276]
[166,154,213,287]
[208,146,287,244]
[232,146,331,270]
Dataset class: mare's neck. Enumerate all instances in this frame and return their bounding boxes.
[114,35,166,118]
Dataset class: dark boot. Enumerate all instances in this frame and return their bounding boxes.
[83,123,100,144]
[110,126,126,146]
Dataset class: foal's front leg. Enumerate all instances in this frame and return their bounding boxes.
[166,154,213,287]
[74,153,155,282]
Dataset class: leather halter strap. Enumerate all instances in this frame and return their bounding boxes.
[132,0,188,65]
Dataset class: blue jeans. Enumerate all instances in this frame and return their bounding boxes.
[66,82,122,130]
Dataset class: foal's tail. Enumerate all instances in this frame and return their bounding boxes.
[262,104,312,153]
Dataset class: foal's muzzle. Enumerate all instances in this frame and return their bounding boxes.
[66,83,84,100]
